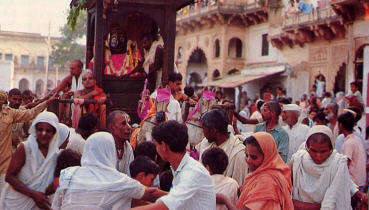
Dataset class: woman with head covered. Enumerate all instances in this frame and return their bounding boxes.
[52,132,157,210]
[1,111,60,210]
[216,132,293,210]
[291,125,352,209]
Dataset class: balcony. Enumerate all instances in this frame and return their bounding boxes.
[330,0,366,22]
[176,0,267,32]
[14,63,59,73]
[270,7,345,49]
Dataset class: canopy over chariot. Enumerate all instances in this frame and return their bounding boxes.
[59,0,194,126]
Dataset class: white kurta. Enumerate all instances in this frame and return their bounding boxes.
[116,141,134,176]
[283,123,310,163]
[156,153,216,210]
[291,150,352,210]
[198,134,248,185]
[212,174,239,210]
[246,110,262,133]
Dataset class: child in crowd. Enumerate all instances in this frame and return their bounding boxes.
[201,147,239,210]
[129,156,160,208]
[129,156,159,187]
[134,141,157,161]
[134,142,161,187]
[45,149,81,195]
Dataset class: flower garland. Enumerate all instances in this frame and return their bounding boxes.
[127,40,140,71]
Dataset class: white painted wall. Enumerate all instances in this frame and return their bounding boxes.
[362,46,369,129]
[245,23,278,64]
[0,60,14,91]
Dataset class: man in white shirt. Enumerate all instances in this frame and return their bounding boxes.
[281,104,310,163]
[324,102,339,141]
[246,99,264,132]
[338,111,367,187]
[132,120,216,210]
[150,72,183,122]
[107,110,134,176]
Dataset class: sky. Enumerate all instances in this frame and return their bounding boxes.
[0,0,71,37]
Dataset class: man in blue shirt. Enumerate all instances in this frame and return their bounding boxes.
[254,101,289,162]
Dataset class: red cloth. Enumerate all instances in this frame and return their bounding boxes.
[88,85,105,113]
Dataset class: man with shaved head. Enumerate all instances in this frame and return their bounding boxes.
[74,70,107,128]
[107,110,134,176]
[52,59,85,93]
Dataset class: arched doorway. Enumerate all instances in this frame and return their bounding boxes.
[212,69,220,80]
[334,63,346,93]
[227,68,240,75]
[18,78,29,92]
[186,48,208,87]
[35,79,44,97]
[354,46,367,93]
[47,80,54,90]
[188,72,202,86]
[228,38,243,58]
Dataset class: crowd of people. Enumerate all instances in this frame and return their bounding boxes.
[0,59,368,210]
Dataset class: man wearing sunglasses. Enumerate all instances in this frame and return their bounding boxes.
[74,70,107,128]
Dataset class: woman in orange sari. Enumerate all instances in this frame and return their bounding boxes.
[217,132,293,210]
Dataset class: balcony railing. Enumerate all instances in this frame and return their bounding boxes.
[283,7,339,29]
[176,0,261,21]
[14,63,58,71]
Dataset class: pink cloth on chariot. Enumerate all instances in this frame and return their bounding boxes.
[72,99,85,129]
[104,53,127,76]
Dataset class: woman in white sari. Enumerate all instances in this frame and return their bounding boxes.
[290,125,352,210]
[0,111,60,210]
[52,132,158,210]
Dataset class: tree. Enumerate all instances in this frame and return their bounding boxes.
[51,10,87,68]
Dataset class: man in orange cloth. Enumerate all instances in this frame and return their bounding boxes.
[74,70,107,128]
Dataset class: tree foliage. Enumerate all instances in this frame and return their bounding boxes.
[51,10,87,68]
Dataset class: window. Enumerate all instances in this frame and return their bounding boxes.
[228,38,243,58]
[48,56,54,67]
[215,39,220,58]
[236,39,242,58]
[21,55,29,65]
[5,53,13,61]
[37,56,45,67]
[261,34,269,56]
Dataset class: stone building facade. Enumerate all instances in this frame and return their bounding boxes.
[175,0,268,88]
[175,0,369,103]
[0,30,69,96]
